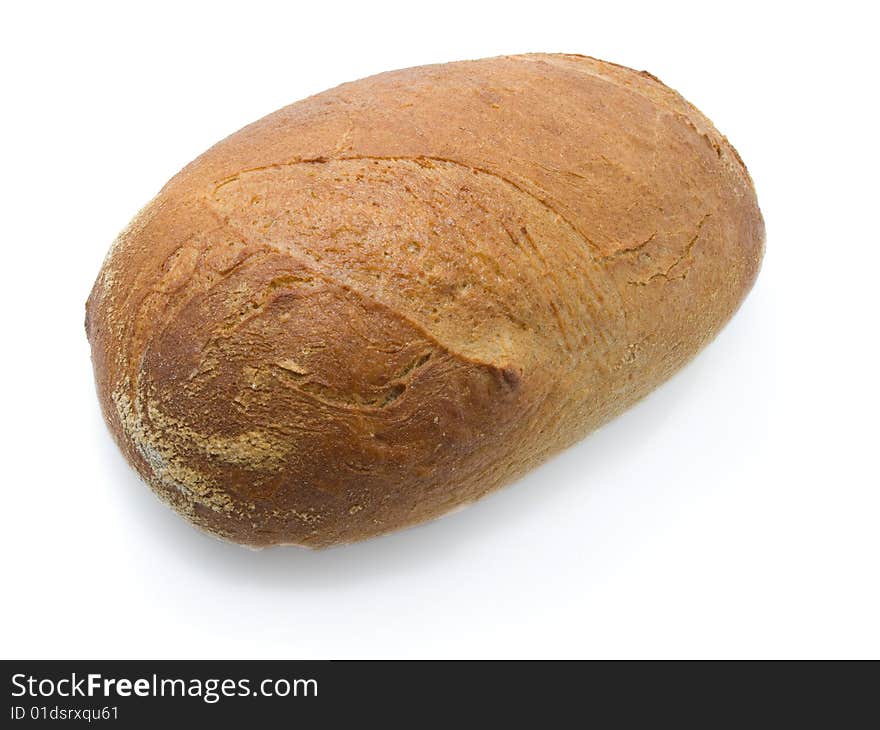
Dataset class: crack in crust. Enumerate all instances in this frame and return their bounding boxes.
[627,214,712,286]
[213,154,603,255]
[209,155,626,371]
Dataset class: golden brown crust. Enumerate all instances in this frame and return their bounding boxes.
[86,54,764,547]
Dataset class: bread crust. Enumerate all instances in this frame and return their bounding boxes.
[86,54,764,547]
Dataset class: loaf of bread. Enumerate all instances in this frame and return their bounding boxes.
[86,54,764,548]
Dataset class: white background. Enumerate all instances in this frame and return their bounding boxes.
[2,0,877,659]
